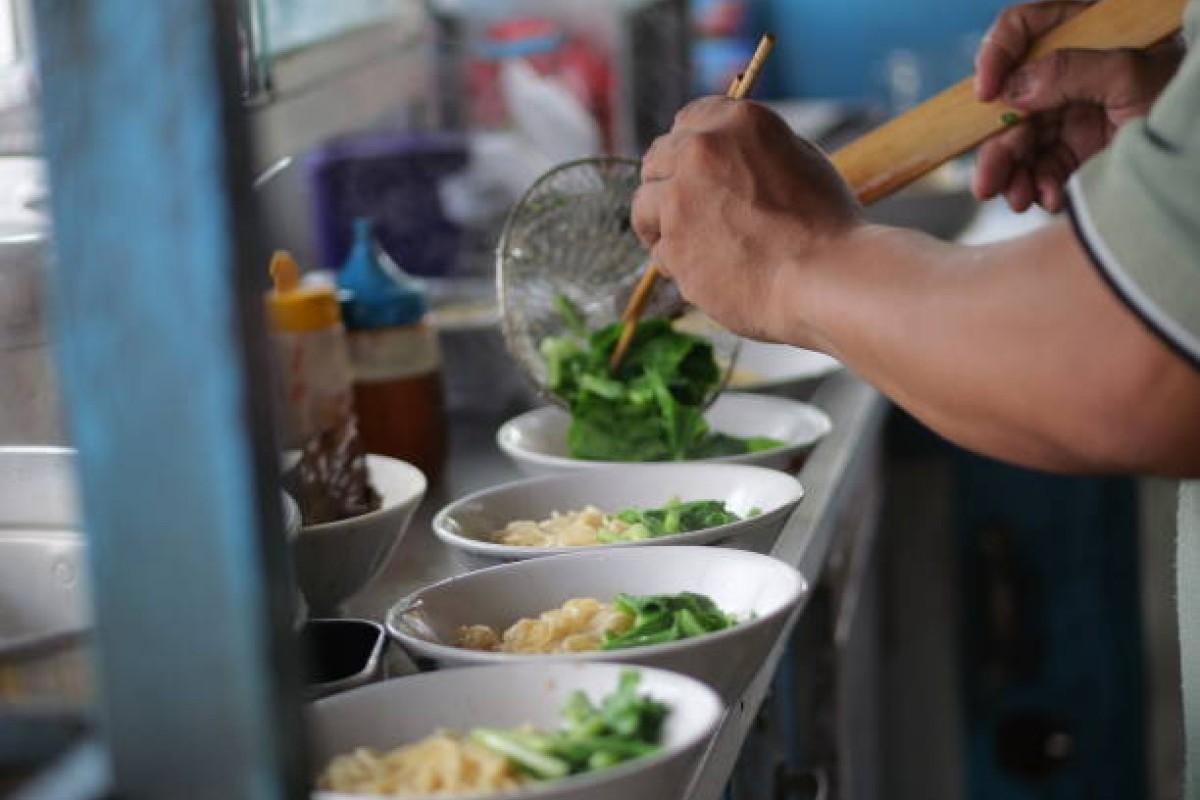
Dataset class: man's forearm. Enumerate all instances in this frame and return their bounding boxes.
[780,219,1200,475]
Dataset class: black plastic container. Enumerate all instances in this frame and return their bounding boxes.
[300,619,387,699]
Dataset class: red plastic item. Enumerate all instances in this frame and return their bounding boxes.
[467,16,614,151]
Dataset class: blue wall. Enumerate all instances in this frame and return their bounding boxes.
[750,0,1014,100]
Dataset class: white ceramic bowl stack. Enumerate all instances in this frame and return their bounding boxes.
[309,662,723,800]
[386,546,806,703]
[433,463,804,568]
[497,392,831,476]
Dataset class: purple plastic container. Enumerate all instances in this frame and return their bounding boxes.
[305,131,469,276]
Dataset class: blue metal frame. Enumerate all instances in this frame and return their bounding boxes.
[31,1,306,797]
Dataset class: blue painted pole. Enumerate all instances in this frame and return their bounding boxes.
[30,1,307,797]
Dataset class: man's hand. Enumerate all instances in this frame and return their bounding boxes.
[973,0,1182,212]
[632,97,859,342]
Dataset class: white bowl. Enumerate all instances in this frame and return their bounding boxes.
[309,662,722,800]
[433,464,804,568]
[281,491,308,628]
[293,455,427,615]
[385,546,806,702]
[497,392,831,477]
[726,340,842,398]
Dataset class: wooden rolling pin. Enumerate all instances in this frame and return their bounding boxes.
[834,0,1186,203]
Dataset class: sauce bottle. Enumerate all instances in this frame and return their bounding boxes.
[266,251,379,524]
[337,219,447,483]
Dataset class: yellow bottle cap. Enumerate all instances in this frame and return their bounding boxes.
[265,250,341,332]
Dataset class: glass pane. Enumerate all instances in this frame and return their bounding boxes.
[263,0,407,55]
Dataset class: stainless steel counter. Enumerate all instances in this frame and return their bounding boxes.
[346,371,889,799]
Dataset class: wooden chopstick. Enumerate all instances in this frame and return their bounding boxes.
[609,33,776,373]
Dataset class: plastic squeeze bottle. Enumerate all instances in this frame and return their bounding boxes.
[266,250,379,524]
[337,219,447,483]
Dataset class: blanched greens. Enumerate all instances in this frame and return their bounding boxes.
[469,669,667,780]
[600,592,738,651]
[596,498,751,543]
[541,297,783,461]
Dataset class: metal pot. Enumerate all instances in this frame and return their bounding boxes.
[0,447,90,709]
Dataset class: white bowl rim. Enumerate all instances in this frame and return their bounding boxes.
[431,464,804,559]
[384,545,807,665]
[299,454,427,536]
[310,662,724,800]
[726,343,842,391]
[495,392,832,470]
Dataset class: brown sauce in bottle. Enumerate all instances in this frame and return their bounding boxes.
[352,370,447,484]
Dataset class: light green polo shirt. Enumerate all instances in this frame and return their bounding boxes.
[1067,2,1200,792]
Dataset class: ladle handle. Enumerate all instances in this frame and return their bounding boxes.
[832,0,1187,204]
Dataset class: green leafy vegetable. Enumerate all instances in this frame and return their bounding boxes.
[541,306,785,461]
[470,728,571,780]
[469,669,667,780]
[555,294,590,340]
[602,497,748,542]
[600,592,738,651]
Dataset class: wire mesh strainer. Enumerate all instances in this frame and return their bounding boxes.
[496,157,739,406]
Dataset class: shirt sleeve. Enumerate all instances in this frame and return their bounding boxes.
[1067,24,1200,368]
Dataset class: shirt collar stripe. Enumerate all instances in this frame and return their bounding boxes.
[1066,175,1200,369]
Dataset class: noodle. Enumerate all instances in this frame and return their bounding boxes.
[458,598,633,654]
[490,507,638,548]
[317,731,528,797]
